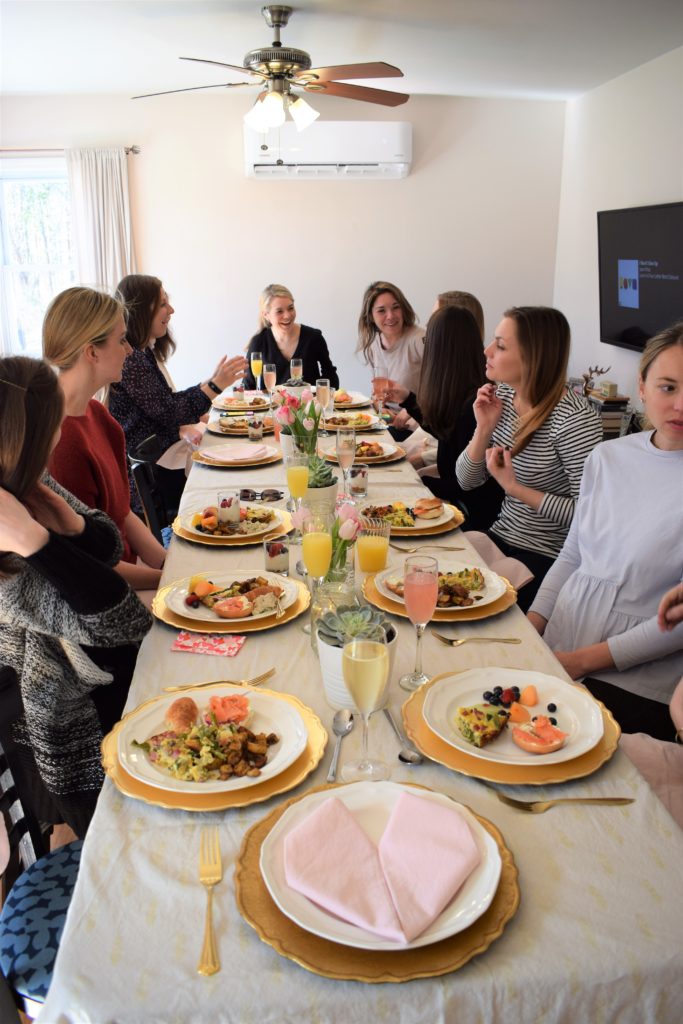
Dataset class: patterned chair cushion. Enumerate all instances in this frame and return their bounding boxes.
[0,839,82,1002]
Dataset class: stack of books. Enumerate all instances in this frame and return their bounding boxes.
[586,390,630,439]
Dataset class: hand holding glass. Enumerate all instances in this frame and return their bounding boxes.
[341,626,390,782]
[399,556,439,691]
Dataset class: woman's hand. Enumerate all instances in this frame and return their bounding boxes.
[658,582,683,632]
[23,482,85,537]
[472,383,503,435]
[485,447,516,492]
[384,380,409,405]
[554,641,614,680]
[527,611,547,636]
[0,487,50,557]
[210,354,248,391]
[178,423,203,449]
[389,407,411,429]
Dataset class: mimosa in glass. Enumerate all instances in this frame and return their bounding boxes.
[371,362,389,419]
[285,453,309,535]
[301,510,333,646]
[341,627,390,782]
[250,351,263,391]
[290,357,303,381]
[399,555,439,691]
[357,517,390,573]
[264,362,277,402]
[316,378,330,435]
[336,427,355,499]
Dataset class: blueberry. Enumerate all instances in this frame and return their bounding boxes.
[494,686,503,695]
[501,700,511,708]
[547,702,557,713]
[483,691,493,701]
[532,716,538,721]
[549,717,557,726]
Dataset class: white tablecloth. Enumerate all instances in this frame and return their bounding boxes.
[38,426,683,1024]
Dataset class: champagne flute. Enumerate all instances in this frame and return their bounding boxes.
[316,377,330,436]
[290,357,303,381]
[285,453,309,535]
[301,510,333,642]
[251,350,263,392]
[341,625,390,782]
[336,427,356,499]
[264,362,277,404]
[371,362,389,420]
[399,555,439,691]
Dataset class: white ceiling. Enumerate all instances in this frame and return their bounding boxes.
[2,0,683,102]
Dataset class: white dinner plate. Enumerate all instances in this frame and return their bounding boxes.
[360,500,455,532]
[375,560,506,609]
[322,441,397,462]
[200,443,279,464]
[165,570,298,623]
[324,412,379,431]
[259,780,501,951]
[118,686,307,794]
[422,669,605,765]
[212,392,271,412]
[333,390,371,408]
[179,506,282,539]
[206,418,274,436]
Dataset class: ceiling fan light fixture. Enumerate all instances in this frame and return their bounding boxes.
[243,95,271,131]
[261,90,286,127]
[288,95,320,132]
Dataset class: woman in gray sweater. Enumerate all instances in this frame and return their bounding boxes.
[0,356,152,836]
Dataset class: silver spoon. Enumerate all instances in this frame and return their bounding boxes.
[327,709,354,782]
[382,707,424,765]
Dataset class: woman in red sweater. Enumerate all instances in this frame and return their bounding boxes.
[44,286,166,593]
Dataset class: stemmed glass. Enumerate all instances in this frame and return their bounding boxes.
[284,453,309,535]
[371,362,389,420]
[251,350,263,392]
[301,509,333,641]
[336,427,356,499]
[341,625,391,782]
[264,362,277,403]
[316,377,330,435]
[399,555,439,691]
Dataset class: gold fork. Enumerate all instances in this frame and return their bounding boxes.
[389,542,466,553]
[164,668,275,692]
[495,792,634,814]
[197,827,222,976]
[432,631,521,647]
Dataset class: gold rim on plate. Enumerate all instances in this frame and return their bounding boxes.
[360,504,465,536]
[101,685,326,811]
[207,423,275,437]
[172,510,293,547]
[363,574,517,622]
[212,400,271,412]
[234,781,519,982]
[323,446,406,465]
[401,672,620,785]
[192,450,283,469]
[152,579,310,634]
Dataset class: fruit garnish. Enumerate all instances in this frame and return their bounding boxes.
[508,702,530,723]
[519,684,538,706]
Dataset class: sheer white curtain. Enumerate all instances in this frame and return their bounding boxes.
[66,146,136,290]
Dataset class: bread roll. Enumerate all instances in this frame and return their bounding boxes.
[166,697,199,734]
[414,497,444,520]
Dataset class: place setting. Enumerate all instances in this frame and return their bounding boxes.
[332,389,372,409]
[207,413,275,437]
[358,497,466,536]
[322,438,406,465]
[192,441,283,468]
[172,489,293,547]
[211,390,271,413]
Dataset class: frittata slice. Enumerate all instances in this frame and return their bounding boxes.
[456,703,509,748]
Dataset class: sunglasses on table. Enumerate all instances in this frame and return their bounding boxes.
[239,488,284,502]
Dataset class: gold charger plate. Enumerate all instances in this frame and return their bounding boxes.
[363,574,517,622]
[212,398,271,412]
[152,579,310,634]
[101,686,326,811]
[323,446,406,465]
[402,672,620,785]
[207,422,275,437]
[192,449,282,469]
[172,510,293,547]
[235,781,519,982]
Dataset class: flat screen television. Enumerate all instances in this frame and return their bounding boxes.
[597,201,683,352]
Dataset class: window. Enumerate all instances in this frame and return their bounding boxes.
[0,157,75,357]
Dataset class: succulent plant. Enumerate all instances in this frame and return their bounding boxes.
[307,454,336,489]
[316,603,396,648]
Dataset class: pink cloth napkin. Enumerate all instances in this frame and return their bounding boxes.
[203,443,267,462]
[171,631,246,657]
[283,792,481,943]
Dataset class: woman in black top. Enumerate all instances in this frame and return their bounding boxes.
[244,284,338,389]
[385,306,503,531]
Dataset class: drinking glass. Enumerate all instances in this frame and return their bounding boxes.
[371,362,389,419]
[399,555,439,691]
[341,625,390,782]
[285,453,309,534]
[290,357,303,381]
[336,427,356,498]
[316,377,330,435]
[357,517,390,573]
[264,362,277,402]
[250,351,263,392]
[301,510,333,642]
[263,536,289,575]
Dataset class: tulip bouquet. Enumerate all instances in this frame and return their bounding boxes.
[272,388,322,455]
[292,501,361,581]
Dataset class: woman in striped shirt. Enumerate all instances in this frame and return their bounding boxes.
[456,306,602,610]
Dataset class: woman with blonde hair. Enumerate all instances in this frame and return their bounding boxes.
[44,285,167,594]
[456,306,602,609]
[528,323,683,738]
[243,284,338,388]
[0,356,151,835]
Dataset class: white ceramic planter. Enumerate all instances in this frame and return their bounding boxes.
[305,479,338,515]
[316,629,398,710]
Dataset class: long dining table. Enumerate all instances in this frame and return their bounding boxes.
[39,408,683,1024]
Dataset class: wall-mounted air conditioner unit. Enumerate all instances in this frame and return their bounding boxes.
[244,121,412,180]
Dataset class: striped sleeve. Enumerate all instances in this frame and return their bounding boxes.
[537,403,603,528]
[455,446,488,490]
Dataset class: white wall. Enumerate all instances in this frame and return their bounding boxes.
[554,46,683,399]
[1,92,565,389]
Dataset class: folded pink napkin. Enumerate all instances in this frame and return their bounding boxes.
[284,797,406,942]
[203,443,267,462]
[378,791,481,940]
[283,792,481,943]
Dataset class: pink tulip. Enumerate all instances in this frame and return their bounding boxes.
[337,501,360,524]
[271,391,284,407]
[301,388,314,404]
[339,518,360,542]
[277,405,294,426]
[291,506,312,531]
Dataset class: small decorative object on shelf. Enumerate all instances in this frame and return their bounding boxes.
[581,364,611,396]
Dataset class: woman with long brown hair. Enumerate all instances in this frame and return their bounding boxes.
[0,356,151,835]
[456,306,602,609]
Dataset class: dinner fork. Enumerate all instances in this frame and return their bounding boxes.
[388,542,465,553]
[494,792,634,814]
[197,827,222,976]
[163,668,275,692]
[432,631,521,647]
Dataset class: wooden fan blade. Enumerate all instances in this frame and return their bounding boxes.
[132,81,258,99]
[304,80,409,107]
[179,57,268,80]
[298,62,403,83]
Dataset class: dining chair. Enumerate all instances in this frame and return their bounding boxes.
[128,434,174,545]
[0,737,82,1018]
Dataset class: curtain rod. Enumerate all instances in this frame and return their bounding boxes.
[0,145,141,155]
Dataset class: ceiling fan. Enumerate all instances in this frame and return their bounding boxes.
[133,4,409,131]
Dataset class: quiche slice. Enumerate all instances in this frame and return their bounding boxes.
[456,703,509,748]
